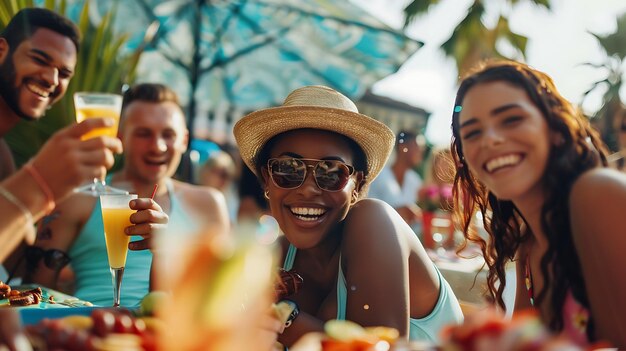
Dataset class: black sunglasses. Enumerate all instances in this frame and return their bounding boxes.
[267,158,356,192]
[25,246,71,271]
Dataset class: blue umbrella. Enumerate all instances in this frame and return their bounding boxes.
[84,0,421,140]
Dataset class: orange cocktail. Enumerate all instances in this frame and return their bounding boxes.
[100,193,137,306]
[102,207,134,269]
[73,92,127,196]
[74,92,122,140]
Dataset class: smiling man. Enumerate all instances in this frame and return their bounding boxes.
[0,8,128,263]
[25,83,229,307]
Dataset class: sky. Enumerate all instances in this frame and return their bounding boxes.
[351,0,626,146]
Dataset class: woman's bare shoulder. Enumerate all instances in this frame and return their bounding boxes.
[569,167,626,240]
[345,198,403,231]
[570,168,626,206]
[342,198,412,253]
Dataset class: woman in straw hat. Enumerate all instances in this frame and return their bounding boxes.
[450,60,626,348]
[234,85,463,347]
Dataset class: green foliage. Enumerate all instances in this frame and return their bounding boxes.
[590,13,626,60]
[0,0,144,166]
[403,0,550,76]
[582,12,626,151]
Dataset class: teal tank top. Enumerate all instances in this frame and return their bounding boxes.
[283,244,463,343]
[70,178,199,307]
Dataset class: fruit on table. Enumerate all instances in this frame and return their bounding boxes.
[138,316,165,334]
[320,320,399,351]
[272,300,297,324]
[139,291,169,316]
[25,308,160,351]
[60,315,94,330]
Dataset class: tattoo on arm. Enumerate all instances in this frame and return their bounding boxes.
[36,211,60,241]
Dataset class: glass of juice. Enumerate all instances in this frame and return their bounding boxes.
[100,193,137,307]
[73,92,128,196]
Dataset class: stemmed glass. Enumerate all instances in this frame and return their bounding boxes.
[431,216,452,258]
[100,193,137,307]
[73,92,128,196]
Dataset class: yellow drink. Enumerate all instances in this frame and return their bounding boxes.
[101,208,134,269]
[76,106,120,140]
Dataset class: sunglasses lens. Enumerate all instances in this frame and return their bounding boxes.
[44,250,71,270]
[269,158,306,189]
[25,246,44,263]
[314,161,352,191]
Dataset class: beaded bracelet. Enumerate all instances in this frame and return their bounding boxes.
[0,185,34,228]
[23,162,55,214]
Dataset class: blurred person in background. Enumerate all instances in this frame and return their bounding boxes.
[25,83,228,306]
[237,164,270,223]
[451,60,626,348]
[368,130,426,227]
[197,149,239,222]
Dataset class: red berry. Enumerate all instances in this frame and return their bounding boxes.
[113,314,134,333]
[132,318,147,335]
[92,309,115,337]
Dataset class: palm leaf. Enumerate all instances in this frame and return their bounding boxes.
[404,0,551,77]
[403,0,441,27]
[591,13,626,60]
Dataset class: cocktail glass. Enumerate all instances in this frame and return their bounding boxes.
[100,193,137,307]
[431,216,452,257]
[74,92,128,196]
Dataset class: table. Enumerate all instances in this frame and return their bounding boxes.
[430,249,516,315]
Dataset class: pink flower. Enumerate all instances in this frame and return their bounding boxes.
[418,184,453,212]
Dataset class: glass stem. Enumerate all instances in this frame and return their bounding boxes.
[110,267,125,307]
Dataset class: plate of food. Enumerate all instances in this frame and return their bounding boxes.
[0,281,93,310]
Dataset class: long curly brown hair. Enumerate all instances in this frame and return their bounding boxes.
[450,60,608,336]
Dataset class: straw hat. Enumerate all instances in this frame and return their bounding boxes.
[234,85,395,183]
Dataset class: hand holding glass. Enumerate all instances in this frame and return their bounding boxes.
[100,193,137,307]
[74,92,127,195]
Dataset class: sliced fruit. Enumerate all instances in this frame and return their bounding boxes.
[272,300,296,324]
[60,315,93,330]
[364,326,400,343]
[324,320,369,342]
[139,316,165,334]
[139,291,170,317]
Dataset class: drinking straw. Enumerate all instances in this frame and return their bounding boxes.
[150,184,158,200]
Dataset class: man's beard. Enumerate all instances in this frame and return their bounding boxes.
[0,55,38,121]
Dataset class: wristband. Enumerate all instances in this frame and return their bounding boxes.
[0,185,34,228]
[279,299,299,328]
[23,162,55,214]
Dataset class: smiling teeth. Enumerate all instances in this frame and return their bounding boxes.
[291,207,326,221]
[486,154,521,173]
[27,83,50,98]
[291,207,325,216]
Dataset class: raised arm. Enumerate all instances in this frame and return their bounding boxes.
[570,168,626,348]
[0,119,122,261]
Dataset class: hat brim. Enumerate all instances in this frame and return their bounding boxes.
[234,105,395,183]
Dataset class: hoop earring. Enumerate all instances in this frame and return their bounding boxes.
[350,192,359,206]
[264,189,270,200]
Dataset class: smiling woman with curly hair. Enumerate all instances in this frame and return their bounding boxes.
[450,59,626,348]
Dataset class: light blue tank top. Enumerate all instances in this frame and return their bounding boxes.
[283,244,463,343]
[70,178,199,307]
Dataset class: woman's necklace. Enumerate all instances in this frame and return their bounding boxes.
[525,254,535,307]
